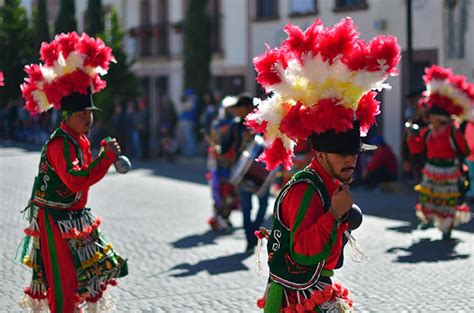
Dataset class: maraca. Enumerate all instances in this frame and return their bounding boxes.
[100,137,132,174]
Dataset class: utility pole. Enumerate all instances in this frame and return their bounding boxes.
[406,0,413,94]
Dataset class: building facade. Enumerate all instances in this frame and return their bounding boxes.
[25,0,474,162]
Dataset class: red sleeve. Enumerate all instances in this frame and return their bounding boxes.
[281,182,337,257]
[46,137,117,193]
[407,128,427,155]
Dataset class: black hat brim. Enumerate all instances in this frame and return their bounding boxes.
[309,121,377,155]
[61,92,101,112]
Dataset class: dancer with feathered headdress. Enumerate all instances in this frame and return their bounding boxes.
[406,65,472,239]
[18,32,128,313]
[249,17,400,312]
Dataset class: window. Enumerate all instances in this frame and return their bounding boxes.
[256,0,279,19]
[447,0,468,59]
[139,0,151,57]
[208,0,222,53]
[289,0,317,16]
[213,75,245,95]
[156,0,169,56]
[334,0,368,11]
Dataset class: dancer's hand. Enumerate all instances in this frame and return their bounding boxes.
[330,185,353,219]
[105,138,122,155]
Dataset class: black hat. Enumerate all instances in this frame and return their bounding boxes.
[309,121,376,154]
[60,91,101,112]
[429,105,450,117]
[222,93,253,108]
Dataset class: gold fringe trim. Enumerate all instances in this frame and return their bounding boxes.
[103,243,113,254]
[415,185,461,198]
[22,255,39,271]
[81,251,104,269]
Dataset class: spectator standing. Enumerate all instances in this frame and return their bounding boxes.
[177,88,198,157]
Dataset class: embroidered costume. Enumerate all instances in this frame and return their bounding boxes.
[207,102,240,231]
[407,65,472,237]
[246,17,400,312]
[18,32,127,312]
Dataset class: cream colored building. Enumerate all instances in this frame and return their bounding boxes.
[28,0,474,162]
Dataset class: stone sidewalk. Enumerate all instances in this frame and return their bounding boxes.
[1,143,473,312]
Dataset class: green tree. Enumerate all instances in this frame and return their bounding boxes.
[94,8,138,125]
[183,0,212,98]
[54,0,77,34]
[85,0,104,36]
[33,0,50,53]
[0,0,34,106]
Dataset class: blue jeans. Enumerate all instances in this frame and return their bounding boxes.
[177,120,197,157]
[239,188,269,243]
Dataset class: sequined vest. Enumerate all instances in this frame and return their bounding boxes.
[267,168,331,289]
[31,128,84,208]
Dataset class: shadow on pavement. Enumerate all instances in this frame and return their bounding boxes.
[171,229,236,249]
[168,252,249,277]
[386,237,470,263]
[386,220,419,234]
[129,157,208,185]
[351,187,474,234]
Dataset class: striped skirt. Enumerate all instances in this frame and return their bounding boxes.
[415,160,471,233]
[19,206,128,312]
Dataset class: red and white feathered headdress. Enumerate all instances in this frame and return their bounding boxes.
[245,17,400,170]
[21,32,115,115]
[420,65,474,120]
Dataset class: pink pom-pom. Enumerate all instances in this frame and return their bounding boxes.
[356,91,380,134]
[254,230,265,239]
[91,74,107,92]
[0,71,3,86]
[256,138,293,171]
[301,99,354,134]
[253,46,286,88]
[367,36,401,74]
[256,297,266,309]
[279,101,312,140]
[424,65,452,82]
[244,114,268,134]
[280,22,323,61]
[24,64,44,82]
[317,17,358,63]
[55,32,80,58]
[343,39,368,71]
[295,303,306,312]
[40,41,60,66]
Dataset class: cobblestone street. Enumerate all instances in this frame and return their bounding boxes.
[1,143,473,312]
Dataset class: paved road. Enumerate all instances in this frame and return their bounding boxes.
[1,143,473,312]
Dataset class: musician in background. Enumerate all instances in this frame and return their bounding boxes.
[224,94,270,254]
[402,89,429,182]
[206,97,239,232]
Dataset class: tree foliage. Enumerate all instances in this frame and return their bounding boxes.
[0,0,34,106]
[54,0,77,34]
[94,8,138,125]
[33,0,50,54]
[183,0,212,98]
[85,0,104,36]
